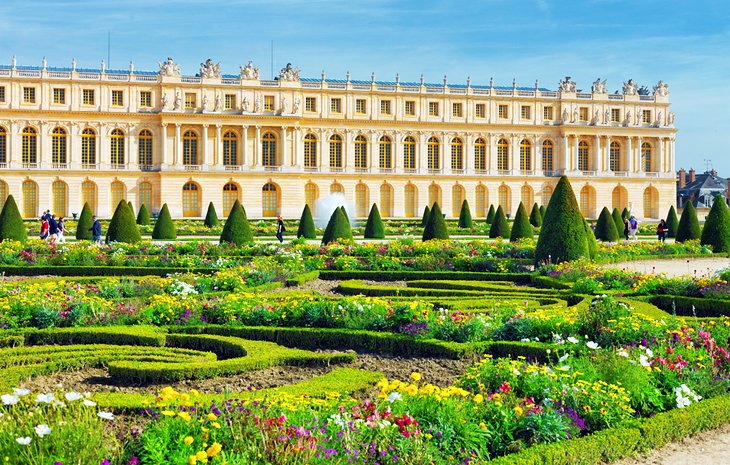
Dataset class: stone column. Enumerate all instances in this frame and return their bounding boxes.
[241,125,248,167]
[293,127,301,167]
[160,123,169,167]
[175,123,181,167]
[574,136,580,172]
[253,125,261,168]
[488,134,497,173]
[604,136,611,172]
[626,136,633,173]
[418,132,428,172]
[533,135,541,175]
[637,136,643,172]
[127,125,135,170]
[68,123,78,169]
[38,122,46,167]
[281,126,288,168]
[394,131,402,172]
[464,133,472,174]
[318,128,326,169]
[370,130,378,170]
[657,137,664,173]
[511,134,518,173]
[215,124,222,168]
[562,134,569,172]
[345,129,354,170]
[8,122,18,167]
[202,124,209,168]
[594,135,600,172]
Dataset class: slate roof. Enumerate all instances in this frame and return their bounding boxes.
[677,171,728,208]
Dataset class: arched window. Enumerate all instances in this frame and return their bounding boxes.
[450,138,464,171]
[354,135,367,169]
[542,185,553,206]
[219,131,237,167]
[110,180,126,211]
[138,182,152,212]
[0,127,6,164]
[52,180,67,217]
[51,128,67,165]
[22,127,37,164]
[355,183,369,217]
[519,139,531,171]
[404,183,417,218]
[474,138,486,171]
[579,185,595,218]
[380,183,393,217]
[475,185,487,217]
[521,185,533,208]
[82,180,97,215]
[403,136,416,170]
[498,184,511,215]
[427,136,440,170]
[138,130,153,166]
[542,140,553,172]
[262,183,279,217]
[330,182,343,194]
[22,180,38,218]
[182,182,201,217]
[379,136,392,170]
[452,184,465,217]
[183,130,198,166]
[0,180,7,211]
[81,129,96,165]
[110,129,125,165]
[612,186,628,212]
[329,135,342,169]
[304,134,317,168]
[223,182,240,216]
[305,182,319,215]
[497,138,509,171]
[578,141,589,171]
[643,187,659,219]
[428,184,441,208]
[610,142,621,171]
[641,142,652,172]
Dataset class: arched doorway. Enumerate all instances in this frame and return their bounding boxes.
[223,182,241,216]
[262,182,279,217]
[643,186,659,219]
[182,181,201,217]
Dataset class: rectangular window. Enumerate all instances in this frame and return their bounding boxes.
[82,89,95,106]
[543,106,553,120]
[521,105,531,120]
[0,86,5,103]
[330,98,341,113]
[380,99,391,115]
[452,103,463,118]
[579,107,589,122]
[264,95,274,111]
[53,88,65,104]
[404,101,415,116]
[475,103,486,118]
[305,97,316,112]
[355,98,366,114]
[23,87,36,104]
[139,91,152,108]
[111,90,124,107]
[428,101,439,116]
[224,94,236,110]
[185,93,196,109]
[642,109,652,124]
[498,104,508,119]
[611,108,620,122]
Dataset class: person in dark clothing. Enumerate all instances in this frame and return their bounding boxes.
[48,215,59,244]
[89,215,102,244]
[623,217,630,241]
[276,216,285,243]
[657,219,667,242]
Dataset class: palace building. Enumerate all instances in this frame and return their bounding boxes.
[0,57,676,220]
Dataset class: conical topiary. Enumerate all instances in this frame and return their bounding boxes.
[489,205,511,239]
[421,206,431,227]
[220,199,253,245]
[510,202,533,242]
[666,205,679,238]
[152,203,177,240]
[0,195,27,243]
[458,199,473,229]
[204,202,220,228]
[136,203,150,225]
[364,203,385,239]
[534,176,589,265]
[621,207,630,220]
[539,205,547,219]
[75,202,93,240]
[322,207,353,245]
[422,202,449,241]
[595,207,619,242]
[701,196,730,253]
[106,199,142,244]
[127,201,134,218]
[529,202,542,227]
[676,202,701,243]
[584,220,598,259]
[486,205,496,224]
[611,208,624,238]
[296,204,316,239]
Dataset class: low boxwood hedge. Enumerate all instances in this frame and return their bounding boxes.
[648,295,730,318]
[319,270,533,284]
[0,266,218,277]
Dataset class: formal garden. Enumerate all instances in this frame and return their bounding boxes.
[2,176,730,464]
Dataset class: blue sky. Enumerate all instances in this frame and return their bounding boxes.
[1,0,728,173]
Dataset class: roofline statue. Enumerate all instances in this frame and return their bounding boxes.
[158,57,181,77]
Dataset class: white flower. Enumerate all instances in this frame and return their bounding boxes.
[520,338,531,342]
[558,353,570,363]
[35,393,54,404]
[386,392,402,403]
[97,411,115,420]
[1,394,19,405]
[65,392,84,402]
[617,350,629,357]
[83,399,97,407]
[559,365,572,371]
[13,388,31,397]
[586,341,601,350]
[639,355,651,367]
[646,348,654,358]
[34,424,51,437]
[567,336,579,344]
[16,437,31,445]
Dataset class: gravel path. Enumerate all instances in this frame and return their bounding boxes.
[604,257,730,278]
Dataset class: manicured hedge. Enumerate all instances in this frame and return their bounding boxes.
[530,274,573,290]
[286,270,320,287]
[0,266,218,277]
[648,295,730,317]
[24,326,167,347]
[319,270,533,283]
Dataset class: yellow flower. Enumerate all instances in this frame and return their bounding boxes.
[473,394,484,404]
[410,372,422,382]
[514,406,524,416]
[161,410,176,417]
[206,442,223,457]
[479,422,487,429]
[207,413,218,421]
[196,451,208,460]
[189,455,197,465]
[184,436,194,445]
[178,412,192,422]
[211,422,221,429]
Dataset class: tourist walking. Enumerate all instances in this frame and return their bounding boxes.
[657,219,667,242]
[56,217,67,244]
[623,217,630,241]
[40,217,49,240]
[276,215,286,243]
[89,215,102,244]
[629,215,639,240]
[48,214,59,245]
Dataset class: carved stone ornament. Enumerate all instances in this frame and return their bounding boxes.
[254,93,262,113]
[292,97,300,114]
[214,94,222,112]
[240,61,260,80]
[158,57,181,77]
[653,80,669,97]
[591,78,607,94]
[622,79,638,96]
[558,76,576,92]
[668,111,675,125]
[199,58,221,79]
[241,95,249,112]
[173,90,182,111]
[279,63,300,82]
[161,93,169,110]
[562,108,569,124]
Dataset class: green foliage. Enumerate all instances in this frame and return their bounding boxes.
[106,200,142,244]
[584,220,598,259]
[621,207,630,219]
[204,202,220,227]
[321,207,353,245]
[676,202,701,243]
[136,203,150,225]
[0,196,27,243]
[127,201,134,218]
[612,207,624,238]
[510,202,533,242]
[486,204,496,223]
[457,199,473,228]
[296,204,316,239]
[364,203,385,239]
[219,199,253,245]
[421,205,431,227]
[539,205,546,219]
[75,202,93,240]
[701,195,730,253]
[422,202,449,241]
[529,202,543,227]
[595,207,620,242]
[151,203,177,240]
[534,176,589,265]
[666,205,679,238]
[489,205,511,239]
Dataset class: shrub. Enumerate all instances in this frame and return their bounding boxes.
[296,204,316,239]
[322,207,353,245]
[701,195,730,253]
[510,202,533,242]
[136,203,150,225]
[621,207,630,219]
[486,204,496,224]
[595,207,619,242]
[539,204,546,219]
[676,201,701,243]
[529,202,542,227]
[364,203,385,239]
[422,202,449,241]
[204,202,220,227]
[220,200,253,245]
[151,203,177,240]
[489,205,510,238]
[666,205,679,238]
[534,176,589,265]
[0,195,27,243]
[127,201,134,218]
[75,202,93,240]
[584,220,598,259]
[458,199,473,228]
[612,208,624,238]
[421,205,431,227]
[106,200,141,244]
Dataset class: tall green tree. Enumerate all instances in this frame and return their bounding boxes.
[534,176,589,265]
[666,205,679,238]
[611,208,624,238]
[75,202,93,240]
[595,207,619,242]
[676,202,701,243]
[421,206,431,227]
[529,202,542,227]
[0,195,27,243]
[458,200,473,228]
[422,202,449,241]
[364,203,385,239]
[510,202,533,242]
[204,202,220,228]
[219,199,253,245]
[621,207,630,220]
[152,203,177,240]
[701,196,730,253]
[322,207,353,245]
[106,199,142,244]
[296,204,316,239]
[486,205,496,224]
[136,203,151,225]
[539,205,547,219]
[489,205,511,239]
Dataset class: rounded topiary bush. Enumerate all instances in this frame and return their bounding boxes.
[539,205,546,219]
[595,207,619,242]
[421,206,431,227]
[136,203,150,225]
[489,205,510,239]
[220,200,253,245]
[486,205,496,224]
[0,195,27,243]
[322,207,353,245]
[676,202,701,243]
[621,207,630,220]
[152,203,177,240]
[75,202,93,240]
[701,196,730,253]
[534,176,589,265]
[106,200,142,244]
[666,205,679,238]
[422,202,449,241]
[204,202,220,228]
[510,202,533,242]
[297,204,316,239]
[364,203,385,239]
[529,202,542,227]
[457,200,473,229]
[611,208,624,238]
